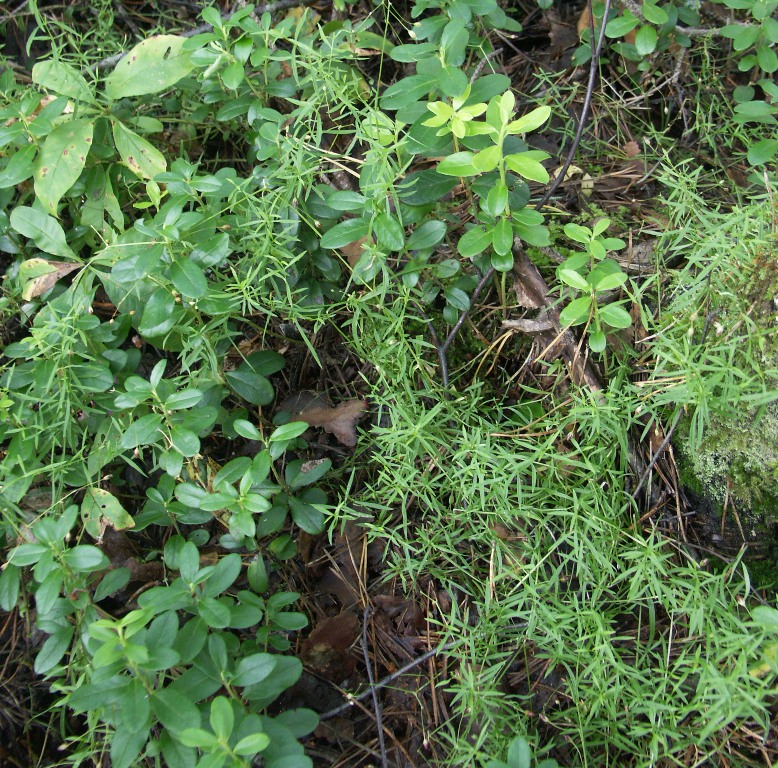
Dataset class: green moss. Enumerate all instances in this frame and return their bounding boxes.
[678,403,778,520]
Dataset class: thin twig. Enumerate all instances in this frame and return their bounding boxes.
[320,639,456,720]
[361,605,388,768]
[535,0,612,210]
[630,409,683,501]
[442,265,493,354]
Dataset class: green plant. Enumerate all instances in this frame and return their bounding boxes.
[556,217,632,352]
[485,737,559,768]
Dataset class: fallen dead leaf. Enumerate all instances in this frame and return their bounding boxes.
[340,235,372,268]
[623,140,641,158]
[279,391,367,447]
[301,609,360,682]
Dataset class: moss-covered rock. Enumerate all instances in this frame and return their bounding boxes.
[670,219,777,560]
[676,402,778,557]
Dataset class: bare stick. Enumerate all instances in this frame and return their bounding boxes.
[321,639,456,720]
[361,606,388,768]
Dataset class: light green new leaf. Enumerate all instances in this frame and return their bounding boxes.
[504,152,550,183]
[559,295,593,327]
[10,206,76,258]
[635,25,658,56]
[112,121,166,179]
[559,268,589,291]
[437,151,480,177]
[32,60,94,102]
[104,35,194,100]
[506,105,551,135]
[598,303,633,329]
[234,733,270,756]
[33,118,94,214]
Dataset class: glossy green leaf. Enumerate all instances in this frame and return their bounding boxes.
[406,220,447,250]
[505,105,551,135]
[491,250,514,272]
[233,419,262,440]
[170,426,200,457]
[151,688,201,734]
[380,74,437,110]
[458,224,493,257]
[747,138,778,165]
[484,181,509,217]
[756,44,778,73]
[472,145,501,173]
[138,288,177,336]
[559,295,592,327]
[390,43,439,62]
[0,144,37,189]
[605,12,640,38]
[398,170,457,205]
[234,733,271,756]
[635,25,658,56]
[122,679,151,733]
[438,65,468,97]
[589,330,607,352]
[110,727,148,768]
[0,565,20,611]
[289,497,325,534]
[269,421,309,442]
[35,626,74,674]
[492,218,513,256]
[121,413,163,449]
[225,368,273,406]
[62,545,109,572]
[444,286,470,311]
[165,388,204,410]
[170,257,207,299]
[507,736,532,768]
[374,212,405,251]
[104,35,194,99]
[320,217,370,249]
[437,151,480,177]
[598,303,633,329]
[642,2,668,23]
[209,696,234,740]
[10,206,76,258]
[559,268,590,291]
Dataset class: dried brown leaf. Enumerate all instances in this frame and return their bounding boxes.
[280,392,367,447]
[623,140,641,158]
[340,235,372,268]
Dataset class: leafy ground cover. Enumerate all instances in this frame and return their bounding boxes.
[0,0,777,766]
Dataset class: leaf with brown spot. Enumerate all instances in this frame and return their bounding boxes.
[33,117,94,214]
[104,35,194,100]
[279,392,367,447]
[112,120,166,179]
[19,258,81,300]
